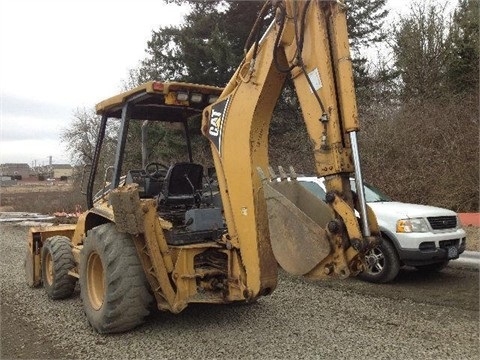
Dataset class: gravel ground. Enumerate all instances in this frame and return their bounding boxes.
[1,224,479,359]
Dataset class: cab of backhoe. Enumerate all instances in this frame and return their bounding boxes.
[88,81,225,244]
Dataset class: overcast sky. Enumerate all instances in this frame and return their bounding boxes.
[0,0,425,166]
[0,0,187,166]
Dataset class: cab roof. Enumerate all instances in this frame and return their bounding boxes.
[95,81,223,122]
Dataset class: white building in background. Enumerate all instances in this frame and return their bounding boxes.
[0,163,31,179]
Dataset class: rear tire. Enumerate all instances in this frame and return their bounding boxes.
[415,261,449,272]
[79,223,152,334]
[41,236,77,299]
[359,238,400,283]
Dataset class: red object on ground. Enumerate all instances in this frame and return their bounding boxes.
[458,213,480,227]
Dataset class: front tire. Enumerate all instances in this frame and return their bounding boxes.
[359,238,400,283]
[41,236,77,299]
[79,223,152,334]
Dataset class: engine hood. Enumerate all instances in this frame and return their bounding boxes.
[367,201,457,219]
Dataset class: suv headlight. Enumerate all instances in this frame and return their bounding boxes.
[396,218,429,233]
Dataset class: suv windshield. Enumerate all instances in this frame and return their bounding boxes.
[299,178,391,203]
[300,181,327,200]
[350,180,391,203]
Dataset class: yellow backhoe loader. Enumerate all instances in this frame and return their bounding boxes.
[25,0,380,333]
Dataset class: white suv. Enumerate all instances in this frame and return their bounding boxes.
[297,177,467,283]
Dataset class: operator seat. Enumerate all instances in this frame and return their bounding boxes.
[158,162,204,210]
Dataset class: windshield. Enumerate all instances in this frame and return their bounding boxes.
[349,180,391,202]
[298,178,391,203]
[299,181,327,200]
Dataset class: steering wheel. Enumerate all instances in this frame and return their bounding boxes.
[145,162,169,179]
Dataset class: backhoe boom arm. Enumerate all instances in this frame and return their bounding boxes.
[202,0,379,297]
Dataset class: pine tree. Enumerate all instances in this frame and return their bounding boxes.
[137,0,388,86]
[447,0,479,93]
[139,1,265,86]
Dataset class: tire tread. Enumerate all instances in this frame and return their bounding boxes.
[41,236,76,299]
[80,223,152,334]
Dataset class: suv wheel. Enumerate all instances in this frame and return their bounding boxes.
[359,239,400,283]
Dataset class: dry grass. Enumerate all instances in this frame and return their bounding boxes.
[0,181,73,194]
[0,181,86,214]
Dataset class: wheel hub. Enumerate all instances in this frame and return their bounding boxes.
[86,252,105,310]
[45,252,54,286]
[366,254,378,267]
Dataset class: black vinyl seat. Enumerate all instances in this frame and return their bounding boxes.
[158,162,204,209]
[157,162,227,245]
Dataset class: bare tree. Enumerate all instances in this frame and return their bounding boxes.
[61,107,118,167]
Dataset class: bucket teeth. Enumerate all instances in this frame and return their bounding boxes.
[289,166,297,179]
[258,165,298,182]
[268,166,276,180]
[257,167,267,182]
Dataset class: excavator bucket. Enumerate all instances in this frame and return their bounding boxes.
[258,168,335,276]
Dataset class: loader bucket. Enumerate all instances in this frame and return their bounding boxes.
[260,175,335,275]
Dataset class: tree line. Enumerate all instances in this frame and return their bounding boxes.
[63,0,479,212]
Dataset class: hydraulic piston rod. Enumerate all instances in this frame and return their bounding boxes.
[350,131,371,237]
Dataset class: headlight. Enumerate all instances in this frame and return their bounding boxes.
[457,215,463,228]
[396,218,429,233]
